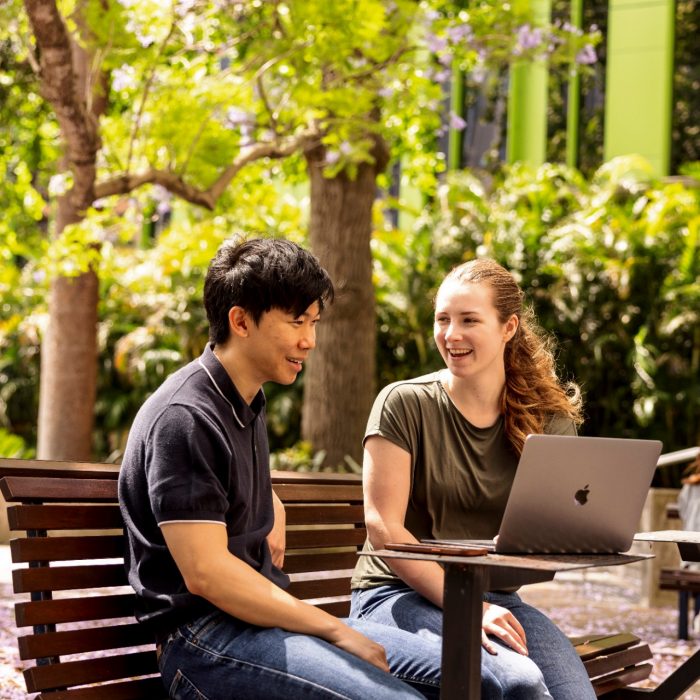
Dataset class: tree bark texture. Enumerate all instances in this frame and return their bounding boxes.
[26,0,102,459]
[302,143,387,467]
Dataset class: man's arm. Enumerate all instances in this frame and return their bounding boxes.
[160,521,389,670]
[267,490,286,568]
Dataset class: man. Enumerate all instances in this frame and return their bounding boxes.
[118,237,442,699]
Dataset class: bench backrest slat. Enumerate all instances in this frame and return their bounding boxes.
[15,593,136,627]
[19,622,152,660]
[11,534,125,562]
[8,504,123,530]
[24,649,158,693]
[39,676,167,700]
[0,475,118,502]
[13,563,128,593]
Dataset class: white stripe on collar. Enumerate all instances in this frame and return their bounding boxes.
[198,357,245,428]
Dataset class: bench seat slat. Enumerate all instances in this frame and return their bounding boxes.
[286,528,366,549]
[35,676,167,700]
[19,622,154,660]
[25,650,159,692]
[582,643,652,678]
[8,504,123,530]
[571,632,640,661]
[11,535,125,563]
[285,505,364,525]
[589,663,653,696]
[13,563,128,593]
[15,593,136,627]
[0,476,118,502]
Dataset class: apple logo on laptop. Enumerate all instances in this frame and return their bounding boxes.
[574,484,590,506]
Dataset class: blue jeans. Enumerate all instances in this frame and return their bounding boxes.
[351,585,596,700]
[157,608,439,699]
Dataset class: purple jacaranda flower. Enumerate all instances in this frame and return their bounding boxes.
[33,269,46,284]
[449,112,467,131]
[447,23,473,44]
[325,150,341,165]
[433,69,452,84]
[111,65,136,92]
[339,142,352,155]
[438,52,452,67]
[576,44,597,65]
[226,108,252,126]
[378,86,395,98]
[425,32,448,53]
[516,24,543,52]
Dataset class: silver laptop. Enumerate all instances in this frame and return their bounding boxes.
[428,434,662,555]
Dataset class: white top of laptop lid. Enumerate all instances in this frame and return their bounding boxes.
[495,434,662,554]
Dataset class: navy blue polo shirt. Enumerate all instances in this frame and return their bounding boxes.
[118,344,289,637]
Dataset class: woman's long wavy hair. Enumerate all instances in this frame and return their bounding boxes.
[441,259,583,454]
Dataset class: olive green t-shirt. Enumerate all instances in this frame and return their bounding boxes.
[351,372,576,590]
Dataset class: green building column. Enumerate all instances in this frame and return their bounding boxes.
[506,0,551,166]
[604,0,675,176]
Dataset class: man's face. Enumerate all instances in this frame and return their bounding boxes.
[245,302,321,387]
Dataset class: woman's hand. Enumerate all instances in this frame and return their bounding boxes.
[481,601,528,656]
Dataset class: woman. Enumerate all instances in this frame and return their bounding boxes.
[350,258,595,699]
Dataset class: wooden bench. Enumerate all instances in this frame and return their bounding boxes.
[0,457,656,698]
[659,502,700,640]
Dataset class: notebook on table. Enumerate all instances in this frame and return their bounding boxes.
[424,434,662,555]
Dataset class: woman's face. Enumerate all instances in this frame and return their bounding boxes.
[433,279,518,381]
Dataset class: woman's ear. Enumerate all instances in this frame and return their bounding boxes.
[503,314,519,342]
[228,306,250,338]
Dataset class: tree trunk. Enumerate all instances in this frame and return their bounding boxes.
[37,196,99,461]
[302,142,387,468]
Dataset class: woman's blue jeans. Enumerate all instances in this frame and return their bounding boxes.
[157,608,440,699]
[351,585,596,700]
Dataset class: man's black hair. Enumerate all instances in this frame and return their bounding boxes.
[204,237,335,345]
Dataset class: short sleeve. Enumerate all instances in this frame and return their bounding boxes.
[545,413,577,436]
[145,404,230,524]
[364,383,420,457]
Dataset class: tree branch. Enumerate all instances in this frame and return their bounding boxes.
[94,127,320,209]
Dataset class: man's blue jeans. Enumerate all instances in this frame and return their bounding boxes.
[157,608,440,699]
[351,585,596,700]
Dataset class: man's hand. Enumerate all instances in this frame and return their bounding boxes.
[267,491,286,568]
[327,622,390,672]
[481,601,528,656]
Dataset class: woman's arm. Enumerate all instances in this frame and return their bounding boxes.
[363,435,528,656]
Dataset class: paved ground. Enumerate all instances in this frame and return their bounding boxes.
[2,546,700,699]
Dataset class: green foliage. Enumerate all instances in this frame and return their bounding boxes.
[374,156,700,486]
[0,428,34,459]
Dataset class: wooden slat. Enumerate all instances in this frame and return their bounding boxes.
[660,568,700,592]
[35,676,166,700]
[11,535,125,563]
[13,563,128,593]
[15,593,136,627]
[314,598,352,617]
[272,471,362,486]
[285,504,364,526]
[0,476,117,502]
[591,663,653,696]
[573,633,640,661]
[19,622,154,660]
[25,650,158,692]
[584,643,652,678]
[8,504,123,530]
[272,483,363,503]
[286,528,366,549]
[283,551,359,574]
[287,576,352,600]
[0,458,120,480]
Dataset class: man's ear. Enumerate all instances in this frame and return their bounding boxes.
[229,306,250,338]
